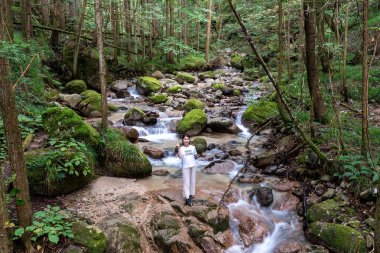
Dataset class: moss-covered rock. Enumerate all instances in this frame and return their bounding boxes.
[42,107,100,147]
[136,77,163,95]
[63,80,87,94]
[182,99,205,112]
[150,93,168,104]
[233,89,241,96]
[177,54,207,71]
[243,68,259,80]
[124,107,146,125]
[307,199,340,223]
[207,210,230,234]
[176,72,196,84]
[167,85,183,94]
[104,128,152,178]
[308,222,367,253]
[198,70,220,80]
[72,221,107,253]
[231,55,244,70]
[25,148,94,196]
[176,109,207,136]
[242,101,278,126]
[78,90,118,117]
[212,83,227,90]
[63,41,100,90]
[192,138,207,154]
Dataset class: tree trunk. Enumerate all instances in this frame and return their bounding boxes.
[50,0,64,47]
[0,155,12,253]
[124,0,132,61]
[165,0,169,39]
[167,0,174,63]
[40,0,50,25]
[361,0,369,157]
[21,0,32,40]
[303,0,328,124]
[316,0,329,73]
[0,58,34,253]
[342,2,349,103]
[205,0,212,62]
[298,0,304,68]
[286,3,292,79]
[0,0,13,42]
[277,0,283,83]
[73,0,87,78]
[111,0,120,62]
[196,0,200,51]
[183,0,188,45]
[140,0,145,59]
[95,0,108,131]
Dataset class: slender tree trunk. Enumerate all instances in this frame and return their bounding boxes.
[21,0,32,40]
[178,0,182,41]
[165,0,169,39]
[111,0,120,62]
[0,0,13,42]
[286,3,292,79]
[40,0,50,25]
[124,0,132,61]
[0,156,12,253]
[298,0,304,68]
[140,0,145,59]
[95,0,108,131]
[51,0,63,47]
[73,0,87,78]
[361,0,369,157]
[278,0,283,83]
[167,0,174,62]
[316,0,329,73]
[205,0,212,62]
[183,0,188,45]
[196,0,200,51]
[304,0,328,124]
[216,2,223,42]
[342,2,349,103]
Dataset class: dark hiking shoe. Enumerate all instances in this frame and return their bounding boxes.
[185,198,192,206]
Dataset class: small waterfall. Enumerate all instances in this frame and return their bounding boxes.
[235,106,251,139]
[133,117,179,143]
[128,85,141,99]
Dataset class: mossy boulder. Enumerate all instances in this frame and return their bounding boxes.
[63,41,99,90]
[242,101,278,126]
[177,54,207,71]
[308,222,367,253]
[176,72,196,84]
[167,85,183,94]
[182,99,205,112]
[233,89,241,96]
[307,199,355,223]
[42,107,100,147]
[192,138,207,154]
[198,70,219,80]
[136,76,163,95]
[25,148,94,196]
[150,93,168,104]
[63,80,87,94]
[243,68,259,80]
[72,221,107,253]
[98,215,142,253]
[124,107,146,125]
[176,109,207,136]
[78,90,118,117]
[231,55,244,70]
[104,128,152,178]
[212,83,227,90]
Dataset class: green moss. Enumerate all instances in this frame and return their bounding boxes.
[233,89,241,96]
[42,107,100,147]
[188,224,206,240]
[167,85,183,94]
[177,54,206,71]
[309,222,367,253]
[72,221,107,253]
[182,99,205,112]
[80,90,118,114]
[25,148,94,196]
[207,215,229,234]
[176,109,207,134]
[44,89,60,100]
[242,101,278,125]
[104,128,152,178]
[307,199,341,223]
[150,93,168,104]
[192,138,207,154]
[118,223,142,252]
[176,72,196,83]
[259,75,270,82]
[212,83,227,90]
[243,68,259,80]
[369,86,380,103]
[137,76,163,95]
[63,80,87,94]
[231,55,244,70]
[198,70,220,80]
[124,107,146,121]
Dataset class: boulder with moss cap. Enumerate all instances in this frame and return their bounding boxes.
[182,99,205,112]
[104,128,152,178]
[136,76,163,95]
[176,109,207,136]
[78,90,118,117]
[176,71,196,84]
[42,107,100,147]
[167,85,183,94]
[63,80,87,94]
[242,101,278,126]
[150,93,168,104]
[72,221,107,253]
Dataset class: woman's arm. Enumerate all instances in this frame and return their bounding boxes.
[177,144,183,159]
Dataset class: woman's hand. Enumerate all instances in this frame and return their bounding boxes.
[176,143,181,149]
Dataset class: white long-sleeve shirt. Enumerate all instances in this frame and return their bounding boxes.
[179,145,197,169]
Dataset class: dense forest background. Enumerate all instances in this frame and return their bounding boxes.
[0,0,379,252]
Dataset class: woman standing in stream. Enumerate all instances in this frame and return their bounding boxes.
[176,134,197,206]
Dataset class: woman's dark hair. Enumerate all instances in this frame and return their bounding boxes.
[181,134,191,144]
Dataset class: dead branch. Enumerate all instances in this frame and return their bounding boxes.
[13,54,38,89]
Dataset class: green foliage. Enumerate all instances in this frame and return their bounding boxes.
[13,205,73,244]
[212,83,227,90]
[150,93,168,104]
[176,54,207,71]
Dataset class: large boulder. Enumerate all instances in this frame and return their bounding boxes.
[202,160,236,174]
[25,148,94,196]
[58,94,82,108]
[306,199,343,223]
[242,101,278,126]
[308,222,367,253]
[63,41,100,90]
[120,127,139,142]
[182,99,205,112]
[150,93,168,104]
[192,138,207,154]
[143,146,164,159]
[123,108,159,126]
[98,215,142,253]
[78,90,118,117]
[42,107,100,147]
[207,117,241,134]
[110,80,131,98]
[104,128,152,178]
[63,80,87,94]
[255,187,273,207]
[136,77,163,95]
[71,221,107,253]
[176,109,207,136]
[176,72,196,84]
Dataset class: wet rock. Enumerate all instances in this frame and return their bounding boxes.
[252,152,276,168]
[192,137,208,154]
[136,76,163,96]
[151,70,165,79]
[274,241,307,253]
[176,109,207,136]
[58,93,82,108]
[115,89,130,98]
[306,199,342,223]
[321,188,335,200]
[110,80,130,92]
[71,221,107,253]
[202,160,236,174]
[152,169,170,176]
[222,89,234,96]
[255,187,273,207]
[143,146,164,159]
[121,127,139,142]
[238,174,264,184]
[62,245,85,253]
[273,193,300,211]
[228,149,242,156]
[207,117,241,134]
[272,180,300,192]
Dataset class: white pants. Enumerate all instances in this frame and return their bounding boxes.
[182,166,196,198]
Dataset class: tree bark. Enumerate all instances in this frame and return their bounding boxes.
[21,0,32,40]
[40,0,50,25]
[183,0,188,45]
[111,0,120,62]
[140,0,145,59]
[286,3,292,79]
[124,0,132,61]
[73,0,87,78]
[196,0,200,51]
[0,0,13,41]
[316,0,329,73]
[167,0,174,63]
[205,0,212,62]
[303,0,328,124]
[278,0,283,83]
[342,2,349,103]
[227,0,327,161]
[50,0,64,47]
[95,0,108,131]
[298,0,304,68]
[361,0,369,157]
